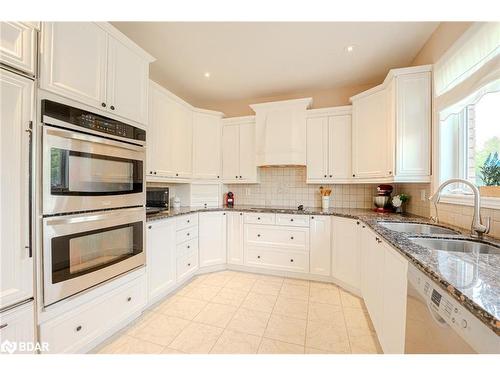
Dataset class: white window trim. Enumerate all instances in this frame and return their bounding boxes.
[439,193,500,210]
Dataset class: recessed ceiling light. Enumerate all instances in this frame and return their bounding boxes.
[345,45,355,53]
[204,72,211,78]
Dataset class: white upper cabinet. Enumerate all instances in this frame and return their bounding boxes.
[222,117,258,183]
[0,69,34,310]
[0,22,37,75]
[306,107,352,183]
[250,98,312,166]
[106,36,149,124]
[351,65,432,182]
[192,110,223,180]
[199,212,227,267]
[40,22,154,125]
[169,98,193,178]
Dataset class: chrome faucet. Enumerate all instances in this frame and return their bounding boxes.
[429,178,490,238]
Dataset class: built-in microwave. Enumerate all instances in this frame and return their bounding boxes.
[42,207,145,306]
[41,100,146,215]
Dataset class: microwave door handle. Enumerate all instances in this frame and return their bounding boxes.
[44,126,144,153]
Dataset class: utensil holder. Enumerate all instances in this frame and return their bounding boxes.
[322,196,330,210]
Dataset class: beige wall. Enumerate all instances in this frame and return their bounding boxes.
[197,82,378,118]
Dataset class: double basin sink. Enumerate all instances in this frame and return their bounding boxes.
[378,221,499,255]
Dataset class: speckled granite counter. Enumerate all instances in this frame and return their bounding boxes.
[147,205,500,335]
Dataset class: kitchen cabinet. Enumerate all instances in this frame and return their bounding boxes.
[0,302,35,354]
[175,214,199,282]
[351,65,431,182]
[0,69,33,310]
[306,107,352,183]
[331,217,361,290]
[190,183,221,208]
[0,22,37,75]
[221,117,258,183]
[199,212,227,267]
[147,81,193,180]
[309,215,331,276]
[192,110,223,180]
[227,212,244,265]
[40,22,154,125]
[146,218,176,304]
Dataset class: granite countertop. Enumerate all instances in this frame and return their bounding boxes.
[146,205,500,335]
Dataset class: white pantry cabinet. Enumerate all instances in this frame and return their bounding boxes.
[40,22,154,125]
[147,81,193,180]
[0,22,37,75]
[199,212,227,267]
[0,69,33,310]
[146,218,176,304]
[227,212,244,265]
[192,109,223,180]
[306,107,352,183]
[222,117,258,183]
[331,217,361,291]
[351,65,431,182]
[0,302,35,354]
[309,215,331,276]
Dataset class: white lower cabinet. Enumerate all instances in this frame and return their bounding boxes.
[227,212,244,265]
[0,301,35,354]
[199,212,227,267]
[146,219,176,304]
[176,239,199,281]
[309,215,331,276]
[39,275,146,354]
[331,217,361,290]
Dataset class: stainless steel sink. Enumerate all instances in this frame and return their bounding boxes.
[378,222,459,235]
[409,237,500,255]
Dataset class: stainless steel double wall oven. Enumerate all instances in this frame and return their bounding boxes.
[41,100,146,306]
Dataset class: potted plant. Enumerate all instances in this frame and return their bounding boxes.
[392,193,410,213]
[479,152,500,197]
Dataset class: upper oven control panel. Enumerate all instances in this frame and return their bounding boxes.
[41,100,146,143]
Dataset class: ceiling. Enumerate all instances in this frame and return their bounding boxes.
[112,22,439,106]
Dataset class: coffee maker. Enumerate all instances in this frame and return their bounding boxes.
[373,184,393,213]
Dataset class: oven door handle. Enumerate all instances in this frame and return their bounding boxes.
[44,207,145,226]
[44,125,145,153]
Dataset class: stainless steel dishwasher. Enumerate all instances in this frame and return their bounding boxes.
[404,264,499,354]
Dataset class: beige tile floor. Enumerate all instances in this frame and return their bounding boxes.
[97,270,382,354]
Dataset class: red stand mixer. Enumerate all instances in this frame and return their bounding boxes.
[373,184,393,213]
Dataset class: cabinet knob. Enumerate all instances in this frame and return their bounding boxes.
[356,221,360,225]
[257,234,261,237]
[187,245,190,249]
[187,220,190,223]
[362,225,366,228]
[388,171,392,175]
[110,105,115,110]
[290,236,294,240]
[311,216,314,219]
[257,255,261,259]
[148,225,152,229]
[239,213,242,216]
[187,263,191,266]
[176,173,179,176]
[223,213,226,215]
[235,175,238,179]
[149,171,153,174]
[257,217,261,220]
[290,259,294,263]
[154,171,157,175]
[127,297,132,302]
[290,218,294,222]
[324,174,327,177]
[239,176,242,179]
[76,325,82,332]
[101,102,106,108]
[187,232,190,236]
[352,174,356,177]
[217,176,220,178]
[329,175,332,178]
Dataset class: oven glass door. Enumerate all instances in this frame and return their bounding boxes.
[51,221,143,284]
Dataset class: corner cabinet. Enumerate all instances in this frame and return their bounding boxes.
[192,109,223,180]
[227,212,244,265]
[199,212,227,268]
[351,65,431,183]
[222,116,259,183]
[40,22,154,125]
[306,107,352,183]
[331,217,361,291]
[309,215,331,276]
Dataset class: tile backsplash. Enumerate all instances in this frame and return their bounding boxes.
[226,166,378,208]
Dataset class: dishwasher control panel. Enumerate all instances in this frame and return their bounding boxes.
[408,264,500,354]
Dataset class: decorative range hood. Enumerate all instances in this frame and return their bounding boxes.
[249,97,313,167]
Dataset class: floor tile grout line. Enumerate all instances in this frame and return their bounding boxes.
[256,277,284,352]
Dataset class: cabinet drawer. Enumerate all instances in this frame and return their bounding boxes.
[39,275,146,353]
[176,225,198,244]
[245,247,309,273]
[176,214,198,230]
[177,244,199,281]
[276,214,309,227]
[245,224,308,251]
[244,212,275,225]
[176,238,199,258]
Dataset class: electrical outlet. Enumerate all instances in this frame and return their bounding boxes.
[420,190,427,201]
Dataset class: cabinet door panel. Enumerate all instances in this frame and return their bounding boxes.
[222,125,239,182]
[169,100,193,178]
[309,215,331,276]
[193,112,221,179]
[306,117,328,181]
[239,122,257,181]
[106,37,148,124]
[0,70,33,309]
[199,212,227,267]
[0,22,36,75]
[331,217,360,289]
[0,302,35,353]
[40,22,107,108]
[329,115,352,180]
[147,219,176,302]
[227,212,244,265]
[352,89,389,179]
